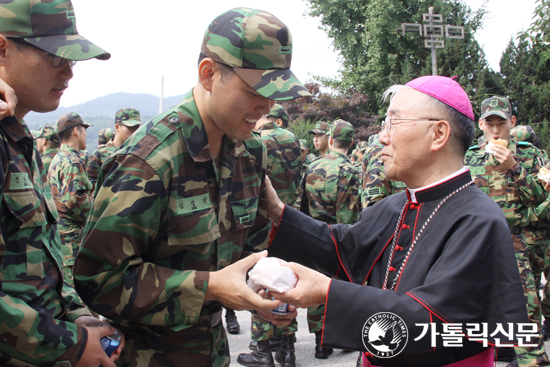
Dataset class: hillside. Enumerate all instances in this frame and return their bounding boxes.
[24,92,184,151]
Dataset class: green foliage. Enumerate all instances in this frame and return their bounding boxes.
[305,0,498,117]
[282,82,379,142]
[529,0,550,44]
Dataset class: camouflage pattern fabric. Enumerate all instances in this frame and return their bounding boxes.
[257,121,302,206]
[79,149,91,168]
[73,89,269,367]
[361,135,406,208]
[41,146,59,174]
[307,304,325,333]
[0,0,110,61]
[512,125,539,147]
[266,104,289,126]
[302,151,361,225]
[115,108,142,127]
[250,314,298,341]
[48,144,93,284]
[40,123,60,145]
[97,127,115,145]
[465,139,550,366]
[201,8,309,101]
[480,95,513,120]
[86,140,117,192]
[0,116,92,366]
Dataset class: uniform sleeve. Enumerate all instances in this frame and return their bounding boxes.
[74,155,208,330]
[336,166,361,224]
[60,160,94,225]
[361,159,392,208]
[511,147,547,206]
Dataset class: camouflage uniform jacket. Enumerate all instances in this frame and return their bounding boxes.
[361,139,406,208]
[74,90,269,342]
[86,140,117,190]
[302,151,361,224]
[257,121,302,206]
[48,144,93,233]
[465,139,547,227]
[0,116,91,366]
[41,146,59,174]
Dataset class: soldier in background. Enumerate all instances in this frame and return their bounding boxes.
[465,97,550,367]
[361,133,407,208]
[87,108,142,190]
[0,0,123,365]
[97,127,115,146]
[73,8,308,367]
[238,104,302,367]
[48,113,94,286]
[308,121,331,159]
[300,119,362,359]
[349,140,368,173]
[37,124,61,173]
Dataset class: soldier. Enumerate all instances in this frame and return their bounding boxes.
[38,124,61,173]
[87,108,142,190]
[48,112,94,286]
[299,138,310,164]
[308,121,331,158]
[465,96,550,367]
[238,103,302,367]
[301,119,362,359]
[73,8,309,367]
[0,1,124,366]
[349,140,368,172]
[361,134,407,208]
[97,127,115,146]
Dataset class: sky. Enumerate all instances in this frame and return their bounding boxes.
[61,0,539,108]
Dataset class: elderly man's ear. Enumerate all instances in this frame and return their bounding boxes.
[431,120,452,152]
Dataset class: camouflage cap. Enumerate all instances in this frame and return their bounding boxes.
[97,128,114,145]
[331,119,355,142]
[31,129,41,139]
[308,121,331,135]
[55,112,90,133]
[356,141,369,152]
[0,0,110,61]
[40,123,60,144]
[511,125,538,145]
[480,96,513,120]
[266,104,289,125]
[201,8,310,101]
[299,139,309,151]
[115,108,142,127]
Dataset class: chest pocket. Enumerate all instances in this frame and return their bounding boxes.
[231,196,259,230]
[166,207,221,250]
[1,190,46,280]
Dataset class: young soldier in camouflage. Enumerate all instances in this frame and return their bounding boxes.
[38,123,60,173]
[361,133,407,208]
[48,112,93,286]
[0,1,125,366]
[301,119,362,359]
[238,103,302,367]
[87,108,142,191]
[308,121,331,159]
[74,8,309,367]
[465,96,550,367]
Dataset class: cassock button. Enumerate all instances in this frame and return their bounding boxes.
[389,266,396,272]
[402,224,410,229]
[395,246,403,251]
[410,204,417,209]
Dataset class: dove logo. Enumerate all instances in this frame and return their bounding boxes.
[362,312,408,358]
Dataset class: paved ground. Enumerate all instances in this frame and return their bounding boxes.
[225,309,550,367]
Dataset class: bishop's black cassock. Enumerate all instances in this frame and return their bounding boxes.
[269,169,529,367]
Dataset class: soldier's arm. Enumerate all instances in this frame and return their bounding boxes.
[511,146,548,206]
[336,166,361,224]
[361,160,391,208]
[63,160,94,224]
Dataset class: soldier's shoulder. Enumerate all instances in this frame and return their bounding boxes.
[468,144,480,151]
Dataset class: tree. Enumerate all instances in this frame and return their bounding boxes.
[529,0,550,44]
[305,0,500,117]
[282,82,379,146]
[500,32,550,150]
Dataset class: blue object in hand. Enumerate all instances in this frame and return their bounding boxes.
[100,330,121,357]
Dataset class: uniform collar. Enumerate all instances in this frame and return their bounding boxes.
[257,121,278,131]
[0,116,32,142]
[176,89,249,163]
[59,143,80,154]
[407,167,471,203]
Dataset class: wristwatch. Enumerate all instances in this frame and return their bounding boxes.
[508,162,521,176]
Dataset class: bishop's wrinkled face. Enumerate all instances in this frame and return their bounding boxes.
[379,88,439,187]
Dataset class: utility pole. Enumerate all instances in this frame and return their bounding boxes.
[399,6,465,75]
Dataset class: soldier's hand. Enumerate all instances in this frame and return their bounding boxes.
[0,77,16,119]
[206,251,282,311]
[255,304,298,327]
[491,144,516,171]
[75,325,118,367]
[269,262,330,309]
[265,176,284,225]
